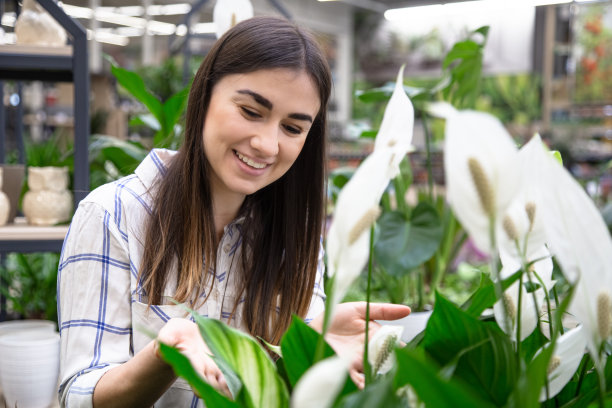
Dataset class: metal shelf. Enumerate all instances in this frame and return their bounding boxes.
[0,0,89,242]
[0,0,89,320]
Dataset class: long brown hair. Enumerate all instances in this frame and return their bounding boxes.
[139,16,331,344]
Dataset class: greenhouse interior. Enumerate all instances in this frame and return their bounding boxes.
[0,0,611,407]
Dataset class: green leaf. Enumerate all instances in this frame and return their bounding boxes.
[158,342,240,408]
[356,84,426,103]
[156,86,189,147]
[395,347,495,407]
[424,293,518,406]
[193,315,289,408]
[373,202,443,276]
[335,374,405,408]
[280,318,336,388]
[111,65,163,122]
[131,113,161,131]
[460,269,522,317]
[506,342,554,408]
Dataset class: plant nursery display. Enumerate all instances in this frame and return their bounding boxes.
[156,60,612,407]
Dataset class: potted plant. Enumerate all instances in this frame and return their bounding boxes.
[22,134,73,226]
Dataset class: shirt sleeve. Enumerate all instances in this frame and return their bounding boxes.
[57,200,134,408]
[305,241,326,324]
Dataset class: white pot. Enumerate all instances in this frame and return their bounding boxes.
[23,166,72,225]
[378,310,433,342]
[0,167,9,226]
[0,329,60,408]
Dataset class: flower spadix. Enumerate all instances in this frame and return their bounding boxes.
[537,325,587,401]
[368,325,404,375]
[374,65,415,178]
[430,103,521,256]
[520,135,612,368]
[291,356,348,408]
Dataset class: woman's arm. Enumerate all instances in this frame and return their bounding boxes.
[94,318,229,407]
[92,340,176,408]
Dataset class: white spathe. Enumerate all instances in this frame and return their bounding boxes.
[326,66,414,314]
[290,356,348,408]
[373,65,415,179]
[538,326,587,402]
[520,135,612,369]
[15,0,67,47]
[213,0,254,39]
[432,102,521,257]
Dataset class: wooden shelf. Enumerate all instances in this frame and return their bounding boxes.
[0,217,67,253]
[0,217,68,241]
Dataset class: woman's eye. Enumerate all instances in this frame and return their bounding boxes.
[283,125,302,135]
[241,107,260,118]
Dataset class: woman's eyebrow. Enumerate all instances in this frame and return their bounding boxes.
[236,89,314,123]
[237,89,273,110]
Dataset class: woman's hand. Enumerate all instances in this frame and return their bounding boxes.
[310,302,411,388]
[155,318,231,397]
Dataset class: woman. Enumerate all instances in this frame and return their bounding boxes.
[58,16,409,407]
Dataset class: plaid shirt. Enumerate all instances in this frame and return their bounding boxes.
[58,149,326,407]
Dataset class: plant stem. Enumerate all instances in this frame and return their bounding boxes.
[363,225,375,385]
[421,110,435,202]
[574,353,591,397]
[552,286,564,335]
[314,275,335,363]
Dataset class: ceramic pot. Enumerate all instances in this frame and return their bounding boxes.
[0,168,9,226]
[0,329,60,408]
[0,164,25,223]
[378,310,433,342]
[23,166,72,225]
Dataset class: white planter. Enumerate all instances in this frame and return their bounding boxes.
[23,166,72,225]
[0,329,60,408]
[0,167,9,226]
[378,310,433,342]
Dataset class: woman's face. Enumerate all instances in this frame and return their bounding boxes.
[203,68,320,201]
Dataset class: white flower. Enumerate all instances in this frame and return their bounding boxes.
[538,326,587,401]
[213,0,254,39]
[326,66,414,313]
[326,148,392,309]
[374,65,415,178]
[368,325,403,375]
[290,356,348,408]
[520,135,612,368]
[433,104,521,256]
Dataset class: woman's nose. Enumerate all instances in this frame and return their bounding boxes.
[250,124,279,157]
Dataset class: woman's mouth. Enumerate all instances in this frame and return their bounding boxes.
[234,150,268,169]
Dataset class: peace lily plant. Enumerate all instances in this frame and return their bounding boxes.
[155,64,612,407]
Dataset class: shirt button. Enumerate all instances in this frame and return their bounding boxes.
[223,243,231,253]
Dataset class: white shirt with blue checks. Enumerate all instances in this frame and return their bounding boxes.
[57,149,326,407]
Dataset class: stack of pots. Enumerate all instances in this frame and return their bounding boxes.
[0,320,60,408]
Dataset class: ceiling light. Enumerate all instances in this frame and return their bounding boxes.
[385,0,572,21]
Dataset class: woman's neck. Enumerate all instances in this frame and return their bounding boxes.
[212,191,245,241]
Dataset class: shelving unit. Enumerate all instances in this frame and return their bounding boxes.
[0,0,89,254]
[0,0,89,322]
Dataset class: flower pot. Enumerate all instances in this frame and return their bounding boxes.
[0,168,9,226]
[0,329,60,408]
[0,164,25,224]
[378,310,433,342]
[22,166,72,225]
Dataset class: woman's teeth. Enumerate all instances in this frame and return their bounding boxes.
[235,151,267,169]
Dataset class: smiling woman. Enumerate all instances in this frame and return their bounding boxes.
[56,15,410,408]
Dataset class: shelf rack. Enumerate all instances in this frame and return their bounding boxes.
[0,0,89,254]
[0,0,89,321]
